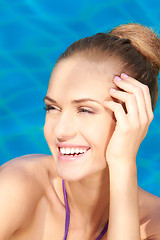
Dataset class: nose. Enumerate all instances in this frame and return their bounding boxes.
[54,111,77,142]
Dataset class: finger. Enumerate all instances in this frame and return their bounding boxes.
[109,88,139,125]
[121,73,154,122]
[103,100,129,131]
[113,75,150,125]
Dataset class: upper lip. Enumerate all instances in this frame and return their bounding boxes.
[56,142,90,150]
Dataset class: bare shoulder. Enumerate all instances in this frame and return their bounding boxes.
[1,153,57,183]
[1,153,56,174]
[0,154,57,239]
[0,154,56,193]
[138,187,160,240]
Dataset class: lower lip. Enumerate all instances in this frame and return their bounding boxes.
[58,148,90,162]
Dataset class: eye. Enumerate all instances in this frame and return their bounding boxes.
[44,105,94,114]
[44,105,60,112]
[78,108,94,114]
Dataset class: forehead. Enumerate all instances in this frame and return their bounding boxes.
[47,57,121,103]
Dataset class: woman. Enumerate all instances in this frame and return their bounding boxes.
[0,23,160,240]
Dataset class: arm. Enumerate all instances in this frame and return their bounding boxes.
[103,73,154,240]
[108,162,140,239]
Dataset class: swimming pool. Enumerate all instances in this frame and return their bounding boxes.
[0,0,160,196]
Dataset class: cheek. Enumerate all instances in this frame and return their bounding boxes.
[94,114,115,150]
[44,112,116,145]
[78,113,115,147]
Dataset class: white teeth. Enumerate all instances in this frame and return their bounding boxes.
[79,149,84,153]
[75,148,80,154]
[59,147,87,155]
[71,148,75,154]
[61,148,65,154]
[66,148,70,154]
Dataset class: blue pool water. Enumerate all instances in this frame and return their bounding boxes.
[0,0,160,196]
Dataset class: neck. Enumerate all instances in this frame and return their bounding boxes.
[64,167,110,231]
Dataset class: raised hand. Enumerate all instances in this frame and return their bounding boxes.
[103,73,154,168]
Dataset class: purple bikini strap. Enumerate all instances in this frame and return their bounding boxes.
[62,179,108,240]
[62,179,70,240]
[96,221,109,240]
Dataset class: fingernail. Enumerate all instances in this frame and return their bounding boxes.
[121,73,128,78]
[114,76,121,82]
[110,88,116,92]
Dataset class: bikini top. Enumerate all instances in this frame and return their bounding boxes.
[62,179,108,240]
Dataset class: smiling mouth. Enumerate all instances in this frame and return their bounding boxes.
[58,147,90,156]
[58,147,90,161]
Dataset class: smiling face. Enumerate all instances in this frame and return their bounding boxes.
[44,57,121,180]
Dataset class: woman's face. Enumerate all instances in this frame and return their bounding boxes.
[44,57,120,180]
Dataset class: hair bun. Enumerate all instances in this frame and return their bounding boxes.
[109,23,160,73]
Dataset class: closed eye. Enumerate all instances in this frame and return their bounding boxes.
[44,105,59,111]
[44,105,94,114]
[78,108,94,114]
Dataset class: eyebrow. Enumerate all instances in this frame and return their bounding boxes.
[43,96,103,105]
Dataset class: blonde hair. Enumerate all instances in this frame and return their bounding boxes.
[56,23,160,110]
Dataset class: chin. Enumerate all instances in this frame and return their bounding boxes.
[54,150,107,181]
[56,165,107,182]
[56,167,87,181]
